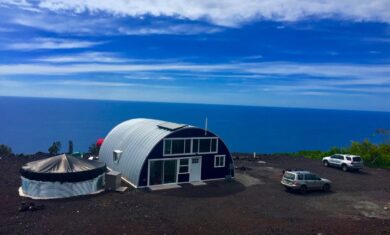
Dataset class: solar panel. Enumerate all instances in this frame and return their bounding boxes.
[157,122,187,131]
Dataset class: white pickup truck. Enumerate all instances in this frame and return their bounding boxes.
[322,154,363,172]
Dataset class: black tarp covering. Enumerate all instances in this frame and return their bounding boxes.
[20,154,106,182]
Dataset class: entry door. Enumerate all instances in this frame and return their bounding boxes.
[190,157,201,182]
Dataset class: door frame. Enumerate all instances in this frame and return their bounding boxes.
[189,156,202,182]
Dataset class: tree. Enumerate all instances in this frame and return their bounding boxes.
[68,140,73,154]
[88,143,100,156]
[0,144,12,157]
[48,141,61,156]
[375,128,390,144]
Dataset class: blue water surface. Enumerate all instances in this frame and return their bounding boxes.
[1,96,389,154]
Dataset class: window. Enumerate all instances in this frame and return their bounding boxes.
[179,159,189,174]
[199,138,211,153]
[214,155,225,168]
[185,139,191,153]
[346,157,351,161]
[164,139,172,155]
[172,139,185,154]
[211,138,217,152]
[305,174,319,180]
[163,137,218,156]
[192,139,199,153]
[297,174,303,180]
[113,150,123,164]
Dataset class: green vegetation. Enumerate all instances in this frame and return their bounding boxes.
[283,129,390,168]
[48,141,61,156]
[0,144,12,157]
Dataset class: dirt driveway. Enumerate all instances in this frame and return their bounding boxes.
[0,154,389,234]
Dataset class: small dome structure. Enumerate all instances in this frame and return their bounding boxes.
[19,154,106,199]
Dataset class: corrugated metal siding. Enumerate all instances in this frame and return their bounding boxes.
[99,118,173,186]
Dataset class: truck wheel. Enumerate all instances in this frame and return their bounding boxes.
[341,164,348,172]
[323,161,329,167]
[322,183,330,192]
[300,185,307,194]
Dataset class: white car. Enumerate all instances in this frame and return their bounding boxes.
[281,170,332,194]
[322,154,363,171]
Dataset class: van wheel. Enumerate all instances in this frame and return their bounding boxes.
[341,164,348,172]
[322,183,330,192]
[323,161,329,167]
[300,185,307,194]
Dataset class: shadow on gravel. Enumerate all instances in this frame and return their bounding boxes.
[325,166,371,175]
[153,180,246,198]
[284,188,335,197]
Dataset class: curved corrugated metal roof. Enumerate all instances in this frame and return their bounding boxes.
[99,118,186,186]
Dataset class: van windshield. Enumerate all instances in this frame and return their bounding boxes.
[284,172,295,180]
[353,157,362,162]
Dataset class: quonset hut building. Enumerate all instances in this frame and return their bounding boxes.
[99,118,234,188]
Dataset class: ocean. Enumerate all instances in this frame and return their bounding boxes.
[1,96,389,154]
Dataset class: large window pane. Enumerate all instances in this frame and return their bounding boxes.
[149,161,163,185]
[185,139,191,153]
[163,160,177,183]
[172,139,185,154]
[199,138,211,153]
[164,140,171,155]
[211,138,217,152]
[192,139,199,153]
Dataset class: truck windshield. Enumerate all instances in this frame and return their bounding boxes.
[353,157,362,162]
[284,172,295,180]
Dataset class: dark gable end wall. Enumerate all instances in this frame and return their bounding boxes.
[138,128,234,187]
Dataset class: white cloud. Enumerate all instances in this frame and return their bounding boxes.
[117,24,222,35]
[0,61,389,91]
[3,37,104,50]
[36,52,128,63]
[34,0,390,27]
[124,75,174,81]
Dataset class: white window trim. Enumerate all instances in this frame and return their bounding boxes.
[163,137,218,156]
[147,156,201,186]
[113,150,123,164]
[178,158,190,174]
[214,155,225,168]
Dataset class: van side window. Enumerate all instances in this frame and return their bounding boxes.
[346,157,351,161]
[297,174,303,180]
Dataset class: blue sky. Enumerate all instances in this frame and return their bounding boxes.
[0,1,389,111]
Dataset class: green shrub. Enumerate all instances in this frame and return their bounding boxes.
[0,144,12,157]
[284,138,390,169]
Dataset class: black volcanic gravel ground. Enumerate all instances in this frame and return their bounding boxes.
[0,154,389,235]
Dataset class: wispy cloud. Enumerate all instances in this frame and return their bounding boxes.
[0,0,41,12]
[34,0,390,27]
[117,24,222,35]
[7,9,222,35]
[3,38,104,50]
[36,52,127,63]
[124,75,175,81]
[0,61,389,84]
